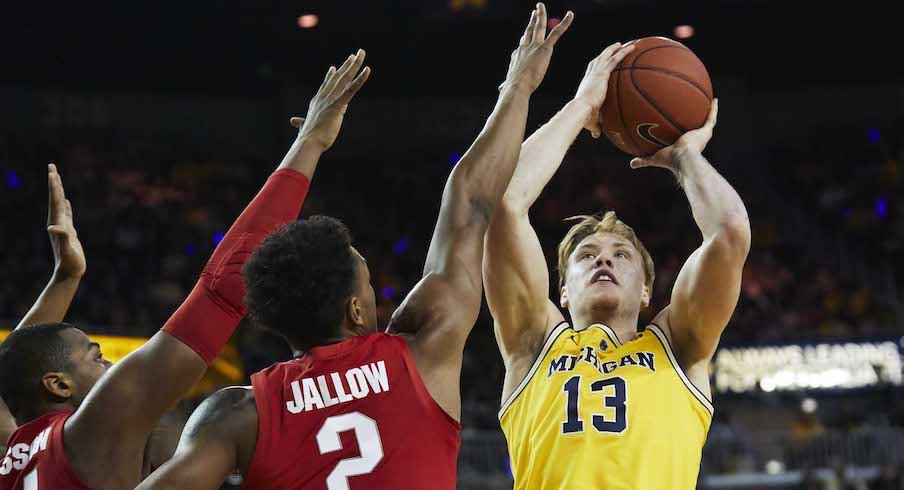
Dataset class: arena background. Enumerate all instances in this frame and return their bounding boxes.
[2,1,903,488]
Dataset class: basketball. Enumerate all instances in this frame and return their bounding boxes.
[600,37,713,157]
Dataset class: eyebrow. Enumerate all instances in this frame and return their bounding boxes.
[89,342,101,351]
[573,243,596,254]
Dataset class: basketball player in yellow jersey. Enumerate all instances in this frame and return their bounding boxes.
[483,59,750,487]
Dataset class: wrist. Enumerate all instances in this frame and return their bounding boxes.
[499,81,533,100]
[295,135,329,154]
[671,145,705,176]
[567,96,595,120]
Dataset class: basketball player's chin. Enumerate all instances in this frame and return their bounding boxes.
[586,288,622,310]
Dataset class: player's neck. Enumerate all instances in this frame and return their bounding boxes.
[571,308,639,343]
[17,401,75,426]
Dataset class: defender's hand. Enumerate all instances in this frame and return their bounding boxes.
[501,3,573,94]
[47,164,86,280]
[290,50,372,152]
[575,42,636,139]
[629,99,719,172]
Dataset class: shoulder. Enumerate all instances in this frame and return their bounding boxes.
[183,386,257,442]
[649,307,675,345]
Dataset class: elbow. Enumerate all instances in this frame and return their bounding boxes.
[499,192,530,218]
[716,214,751,258]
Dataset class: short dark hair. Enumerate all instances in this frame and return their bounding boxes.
[0,323,76,418]
[243,216,357,349]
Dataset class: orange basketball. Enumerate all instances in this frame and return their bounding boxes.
[600,37,713,157]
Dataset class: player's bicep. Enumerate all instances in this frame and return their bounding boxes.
[387,271,477,350]
[483,203,561,357]
[668,237,746,363]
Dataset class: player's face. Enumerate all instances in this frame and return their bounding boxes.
[351,247,379,333]
[59,328,113,407]
[562,232,649,318]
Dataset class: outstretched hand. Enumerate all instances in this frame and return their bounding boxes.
[575,41,636,138]
[630,99,719,172]
[501,3,573,94]
[47,164,86,279]
[290,50,372,152]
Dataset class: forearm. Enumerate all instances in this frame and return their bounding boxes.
[675,148,750,242]
[16,272,82,329]
[452,85,532,219]
[277,136,326,180]
[505,98,593,212]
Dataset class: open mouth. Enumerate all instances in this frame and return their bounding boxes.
[590,269,619,286]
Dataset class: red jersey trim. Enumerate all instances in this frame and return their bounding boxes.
[243,377,268,485]
[50,411,92,489]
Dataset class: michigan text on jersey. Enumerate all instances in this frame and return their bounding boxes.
[548,346,655,378]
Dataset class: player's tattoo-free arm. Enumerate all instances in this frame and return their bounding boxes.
[63,54,370,486]
[635,101,751,366]
[4,165,85,448]
[387,4,572,420]
[136,387,258,490]
[16,164,86,330]
[483,41,635,361]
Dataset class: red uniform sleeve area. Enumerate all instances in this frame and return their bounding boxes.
[163,168,310,364]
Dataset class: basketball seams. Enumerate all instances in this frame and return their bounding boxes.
[615,67,642,155]
[614,66,712,100]
[629,68,687,135]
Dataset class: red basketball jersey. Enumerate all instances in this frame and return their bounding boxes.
[0,411,90,490]
[243,333,461,490]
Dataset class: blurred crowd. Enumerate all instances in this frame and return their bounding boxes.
[0,117,902,432]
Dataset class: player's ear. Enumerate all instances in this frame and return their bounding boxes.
[641,284,651,309]
[346,296,368,335]
[560,286,569,309]
[42,372,74,401]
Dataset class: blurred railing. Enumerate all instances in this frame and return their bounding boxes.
[456,427,904,488]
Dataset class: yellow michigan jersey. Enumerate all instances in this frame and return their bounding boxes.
[499,322,713,489]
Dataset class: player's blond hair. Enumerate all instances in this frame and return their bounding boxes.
[556,211,655,294]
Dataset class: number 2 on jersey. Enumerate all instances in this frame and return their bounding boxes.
[316,412,384,490]
[561,375,628,434]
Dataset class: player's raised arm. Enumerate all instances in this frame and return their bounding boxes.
[62,52,369,488]
[483,42,635,380]
[3,165,86,450]
[635,101,751,396]
[136,56,370,490]
[15,164,86,330]
[385,4,572,421]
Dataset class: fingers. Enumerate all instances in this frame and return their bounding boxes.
[339,49,366,86]
[47,163,67,226]
[318,66,337,92]
[603,43,635,71]
[595,42,623,65]
[521,8,538,46]
[533,3,546,44]
[543,10,573,47]
[704,98,719,129]
[338,66,371,104]
[630,157,656,169]
[327,49,366,102]
[289,117,305,128]
[322,52,360,95]
[47,224,67,237]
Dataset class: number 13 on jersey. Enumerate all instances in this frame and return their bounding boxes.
[561,375,628,434]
